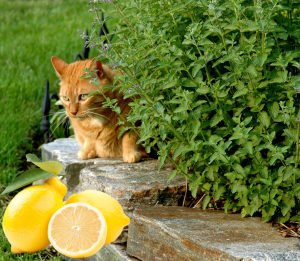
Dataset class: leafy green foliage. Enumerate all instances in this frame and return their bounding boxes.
[26,154,63,176]
[1,169,53,195]
[50,104,72,140]
[0,1,92,259]
[91,0,300,222]
[1,154,63,195]
[0,0,95,185]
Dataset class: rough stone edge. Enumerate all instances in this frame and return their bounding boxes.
[64,244,140,261]
[127,207,300,261]
[127,208,241,261]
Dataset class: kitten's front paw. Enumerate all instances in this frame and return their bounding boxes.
[78,149,96,160]
[123,151,142,163]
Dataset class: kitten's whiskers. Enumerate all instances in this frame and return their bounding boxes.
[50,111,69,134]
[85,108,109,121]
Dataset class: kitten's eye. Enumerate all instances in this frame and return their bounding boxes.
[61,96,70,102]
[79,93,89,101]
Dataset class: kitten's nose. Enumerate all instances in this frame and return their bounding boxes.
[69,104,79,116]
[70,111,77,116]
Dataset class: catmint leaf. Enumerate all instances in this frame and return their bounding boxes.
[159,125,167,141]
[173,145,190,160]
[274,177,283,186]
[1,168,53,195]
[191,120,201,140]
[262,205,277,222]
[291,75,300,88]
[245,65,257,77]
[233,164,245,175]
[161,80,177,90]
[255,53,268,67]
[270,152,284,166]
[182,38,193,45]
[281,196,295,216]
[167,170,177,182]
[283,129,297,141]
[26,154,63,175]
[189,176,202,198]
[217,89,229,98]
[208,135,222,144]
[260,178,272,186]
[257,80,271,89]
[214,185,225,200]
[210,113,223,127]
[270,102,280,120]
[233,88,248,99]
[241,208,249,218]
[202,195,211,209]
[271,70,288,83]
[192,64,202,78]
[196,85,210,94]
[290,215,300,222]
[203,182,211,191]
[258,111,270,128]
[208,152,217,165]
[154,102,164,115]
[182,79,197,88]
[244,142,254,154]
[243,116,253,126]
[239,19,259,32]
[174,105,188,114]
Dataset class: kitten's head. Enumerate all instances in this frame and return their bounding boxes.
[51,56,113,121]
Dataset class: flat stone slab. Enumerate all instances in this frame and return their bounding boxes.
[42,138,81,164]
[98,244,139,261]
[66,244,139,261]
[42,138,123,176]
[42,138,186,248]
[127,206,300,261]
[42,138,186,211]
[69,160,186,211]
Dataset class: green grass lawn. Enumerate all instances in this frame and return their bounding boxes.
[0,0,97,259]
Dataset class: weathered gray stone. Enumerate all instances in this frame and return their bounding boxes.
[127,206,300,261]
[42,138,300,261]
[42,138,186,248]
[42,138,186,209]
[98,244,140,261]
[42,138,80,163]
[69,160,186,211]
[64,244,139,261]
[42,138,123,179]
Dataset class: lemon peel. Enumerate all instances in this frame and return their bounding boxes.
[2,178,67,253]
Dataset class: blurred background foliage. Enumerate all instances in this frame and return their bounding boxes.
[0,0,96,185]
[0,1,95,259]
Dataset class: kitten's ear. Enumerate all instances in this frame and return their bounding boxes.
[51,56,68,78]
[95,60,105,79]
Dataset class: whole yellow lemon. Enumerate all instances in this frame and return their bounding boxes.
[66,190,130,245]
[2,177,67,254]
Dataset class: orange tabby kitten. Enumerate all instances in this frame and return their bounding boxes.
[51,56,144,163]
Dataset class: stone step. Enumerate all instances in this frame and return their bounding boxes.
[42,139,300,261]
[42,138,186,212]
[42,138,186,259]
[127,206,300,261]
[65,244,139,261]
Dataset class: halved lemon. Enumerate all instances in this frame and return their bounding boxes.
[66,190,130,245]
[48,203,107,258]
